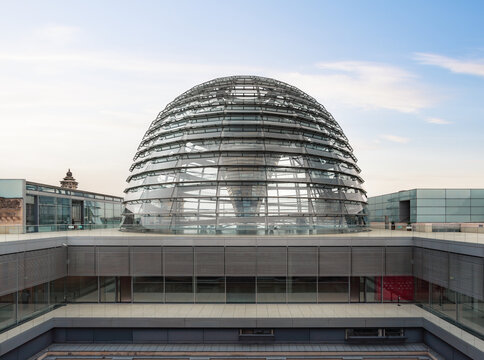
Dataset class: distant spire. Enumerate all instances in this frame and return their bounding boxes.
[60,169,78,189]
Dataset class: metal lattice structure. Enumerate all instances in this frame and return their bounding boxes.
[122,76,368,234]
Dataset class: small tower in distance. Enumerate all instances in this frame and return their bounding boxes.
[60,169,79,189]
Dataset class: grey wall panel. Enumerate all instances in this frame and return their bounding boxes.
[194,247,224,276]
[164,247,193,276]
[319,247,350,276]
[352,247,384,276]
[288,247,318,276]
[50,247,67,280]
[68,246,95,276]
[17,252,25,290]
[413,247,423,279]
[385,247,412,276]
[0,253,18,296]
[97,247,130,276]
[24,249,51,288]
[131,247,162,276]
[423,249,449,287]
[257,247,286,276]
[225,247,256,276]
[449,253,484,300]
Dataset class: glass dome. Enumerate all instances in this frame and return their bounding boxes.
[122,76,367,234]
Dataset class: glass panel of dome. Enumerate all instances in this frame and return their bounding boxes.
[122,76,367,234]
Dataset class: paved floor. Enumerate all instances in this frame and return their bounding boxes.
[1,227,484,245]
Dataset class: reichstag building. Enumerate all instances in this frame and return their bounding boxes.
[0,76,482,360]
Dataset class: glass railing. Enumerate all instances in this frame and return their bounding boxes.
[1,223,484,244]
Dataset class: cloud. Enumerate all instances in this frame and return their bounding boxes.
[0,49,437,114]
[415,53,484,78]
[425,117,451,125]
[274,61,435,113]
[380,134,410,144]
[33,24,81,44]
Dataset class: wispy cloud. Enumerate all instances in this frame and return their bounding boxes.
[0,49,438,115]
[33,24,81,44]
[415,53,484,78]
[425,117,451,125]
[380,134,410,144]
[276,61,435,113]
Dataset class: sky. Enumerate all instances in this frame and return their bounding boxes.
[0,0,483,197]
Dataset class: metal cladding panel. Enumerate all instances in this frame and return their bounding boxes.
[449,253,484,300]
[385,247,413,276]
[50,247,67,280]
[24,249,51,288]
[17,252,25,290]
[257,247,287,276]
[164,247,193,276]
[225,247,257,276]
[319,247,350,276]
[194,247,224,276]
[131,247,163,276]
[0,253,18,296]
[97,247,130,276]
[352,247,384,276]
[422,249,448,288]
[68,246,96,276]
[288,247,318,276]
[413,247,423,279]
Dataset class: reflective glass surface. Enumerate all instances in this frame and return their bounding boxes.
[122,76,367,234]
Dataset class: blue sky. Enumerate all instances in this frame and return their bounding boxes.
[1,1,483,196]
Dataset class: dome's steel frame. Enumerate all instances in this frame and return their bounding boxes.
[122,76,368,235]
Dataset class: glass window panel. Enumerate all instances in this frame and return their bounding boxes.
[458,294,484,335]
[471,207,484,215]
[39,196,56,205]
[446,199,471,207]
[382,276,414,302]
[195,277,225,303]
[471,189,484,198]
[414,278,430,306]
[65,276,98,302]
[100,277,117,302]
[288,277,316,303]
[257,277,286,303]
[417,189,445,198]
[226,277,255,303]
[0,293,16,330]
[165,277,193,302]
[39,205,56,225]
[446,189,470,198]
[446,215,471,222]
[446,207,471,215]
[50,277,65,305]
[417,199,445,207]
[471,199,484,207]
[318,277,348,303]
[364,276,379,303]
[18,283,49,321]
[431,284,456,321]
[417,215,445,223]
[417,207,446,215]
[133,277,163,302]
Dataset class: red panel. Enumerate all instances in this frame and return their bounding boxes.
[376,276,414,302]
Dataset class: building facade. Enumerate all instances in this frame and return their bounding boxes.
[0,179,123,234]
[368,188,484,230]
